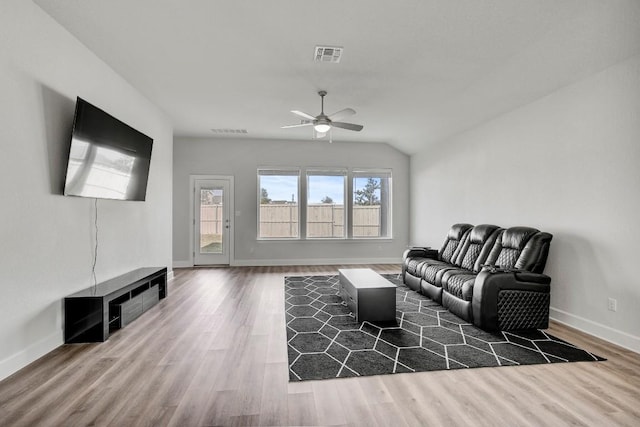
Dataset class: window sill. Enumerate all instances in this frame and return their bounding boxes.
[257,238,394,243]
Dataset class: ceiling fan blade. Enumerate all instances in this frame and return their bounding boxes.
[280,122,313,129]
[281,122,313,129]
[331,121,363,132]
[328,108,355,121]
[291,110,316,121]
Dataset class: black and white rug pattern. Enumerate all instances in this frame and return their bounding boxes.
[285,274,604,381]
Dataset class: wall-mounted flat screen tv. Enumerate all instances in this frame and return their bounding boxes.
[63,97,153,201]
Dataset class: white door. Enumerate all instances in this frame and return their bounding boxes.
[194,178,232,265]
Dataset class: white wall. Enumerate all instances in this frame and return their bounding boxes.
[173,138,409,266]
[410,54,640,352]
[0,1,173,380]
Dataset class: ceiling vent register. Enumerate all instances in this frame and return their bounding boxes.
[314,46,343,63]
[211,129,248,134]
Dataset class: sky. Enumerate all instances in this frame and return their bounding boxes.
[260,175,299,202]
[308,175,344,203]
[260,175,380,204]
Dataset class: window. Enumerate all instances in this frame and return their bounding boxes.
[258,169,299,239]
[306,170,346,238]
[257,168,392,240]
[352,171,392,238]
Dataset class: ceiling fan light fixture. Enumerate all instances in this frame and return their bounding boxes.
[283,91,361,140]
[314,123,331,133]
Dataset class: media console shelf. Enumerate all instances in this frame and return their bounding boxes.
[64,267,167,343]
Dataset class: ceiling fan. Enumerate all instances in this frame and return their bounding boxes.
[282,91,363,140]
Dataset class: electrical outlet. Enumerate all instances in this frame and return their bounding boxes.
[608,298,617,312]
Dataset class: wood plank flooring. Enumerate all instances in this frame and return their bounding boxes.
[0,265,639,426]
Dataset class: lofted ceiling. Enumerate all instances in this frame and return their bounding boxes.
[34,0,640,155]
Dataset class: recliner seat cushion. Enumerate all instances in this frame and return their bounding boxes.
[422,262,454,285]
[444,272,476,301]
[406,258,427,276]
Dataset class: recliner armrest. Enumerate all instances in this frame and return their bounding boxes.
[513,271,551,284]
[479,266,551,285]
[472,269,551,330]
[402,247,437,261]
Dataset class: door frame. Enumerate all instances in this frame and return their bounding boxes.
[189,174,235,266]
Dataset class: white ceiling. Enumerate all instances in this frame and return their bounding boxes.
[34,0,640,154]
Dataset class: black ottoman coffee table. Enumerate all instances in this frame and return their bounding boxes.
[338,268,396,322]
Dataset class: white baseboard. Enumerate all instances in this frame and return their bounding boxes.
[173,258,401,268]
[173,260,192,268]
[0,331,62,382]
[550,307,640,354]
[232,257,402,267]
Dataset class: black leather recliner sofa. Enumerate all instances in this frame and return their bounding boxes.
[402,224,552,331]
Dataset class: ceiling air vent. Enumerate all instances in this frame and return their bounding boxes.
[211,128,248,134]
[314,46,343,63]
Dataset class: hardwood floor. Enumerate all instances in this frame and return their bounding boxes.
[1,265,639,426]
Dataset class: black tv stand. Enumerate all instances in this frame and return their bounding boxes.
[64,267,167,343]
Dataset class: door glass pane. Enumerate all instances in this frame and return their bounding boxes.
[200,188,223,253]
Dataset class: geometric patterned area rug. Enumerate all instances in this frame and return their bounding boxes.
[285,274,605,382]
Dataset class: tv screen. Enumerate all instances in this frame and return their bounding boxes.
[63,97,153,201]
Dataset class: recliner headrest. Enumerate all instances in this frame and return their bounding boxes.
[501,227,540,249]
[469,224,501,243]
[448,223,473,240]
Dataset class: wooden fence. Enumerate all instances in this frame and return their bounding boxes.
[259,204,300,238]
[306,204,343,238]
[351,205,382,237]
[200,205,223,235]
[201,204,382,238]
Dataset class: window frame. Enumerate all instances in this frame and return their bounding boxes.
[257,168,301,240]
[305,169,348,240]
[256,167,392,241]
[351,169,392,239]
